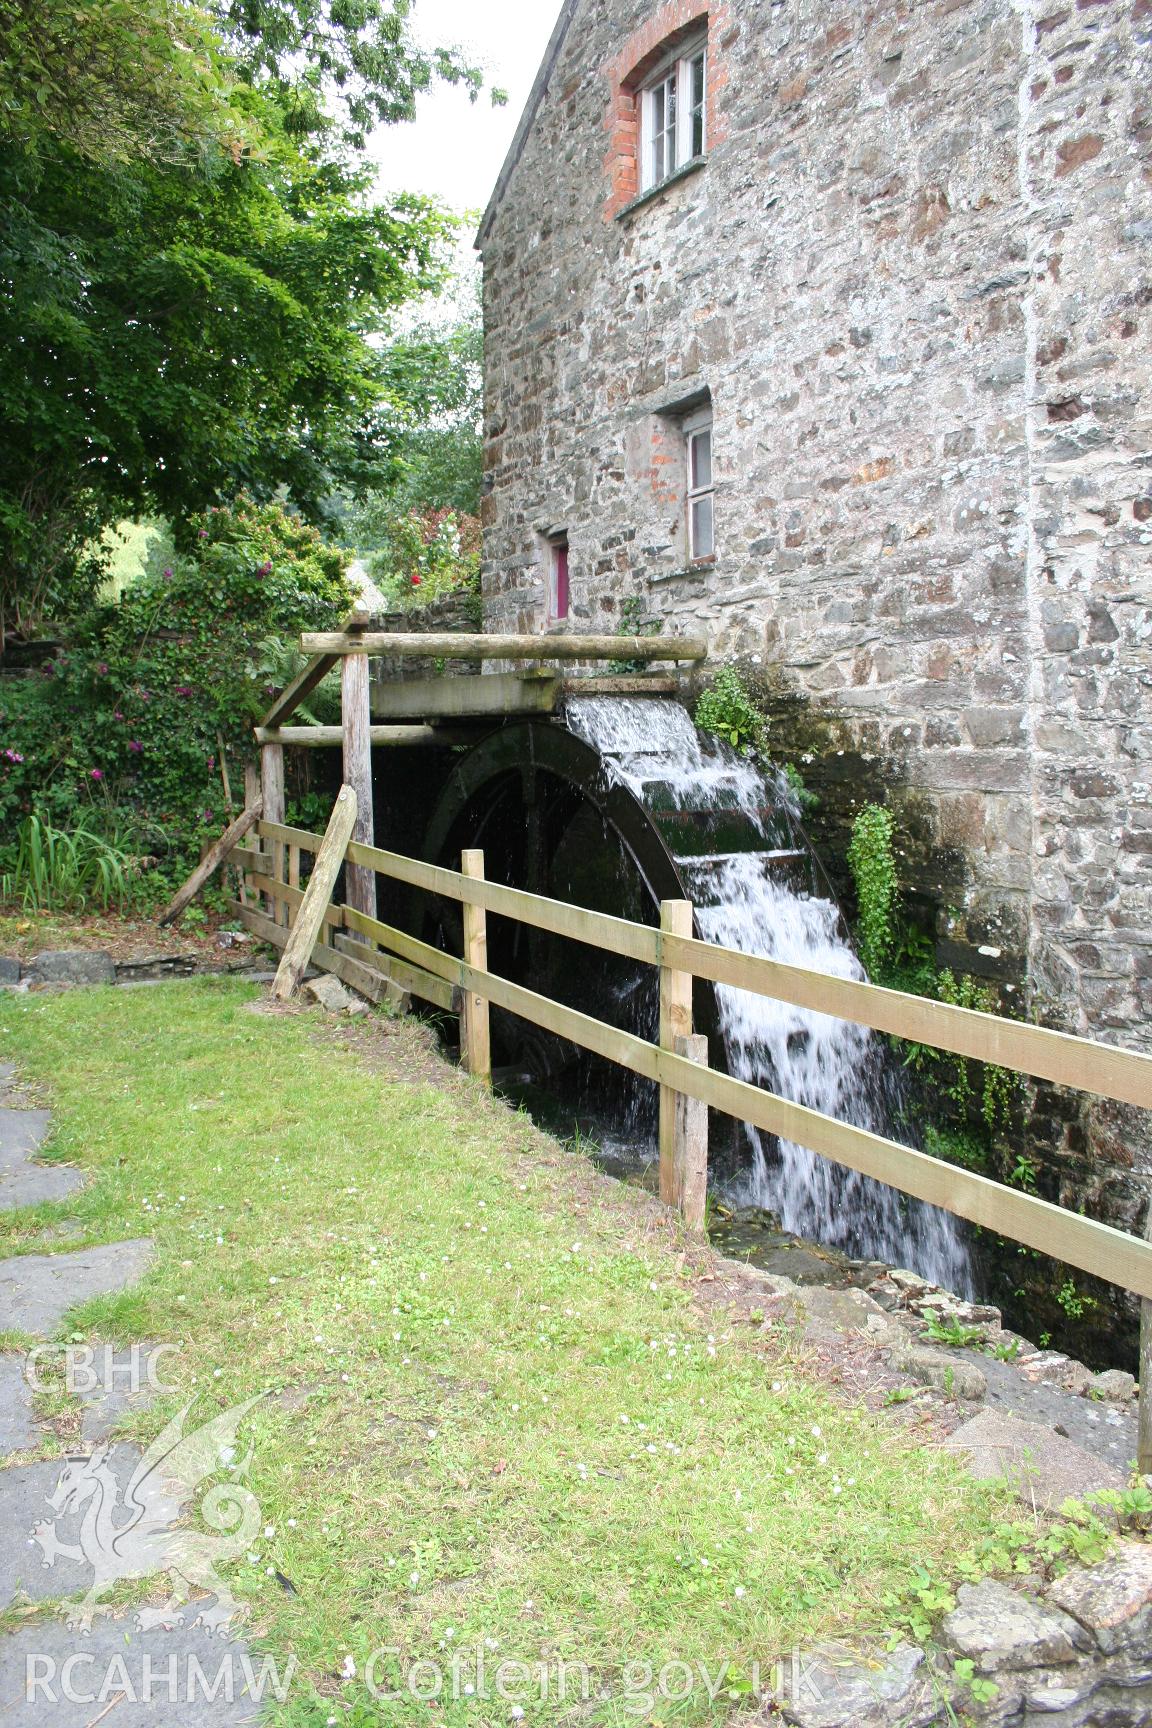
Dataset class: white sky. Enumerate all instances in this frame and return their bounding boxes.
[368,1,563,226]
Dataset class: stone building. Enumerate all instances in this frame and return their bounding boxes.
[477,0,1152,1232]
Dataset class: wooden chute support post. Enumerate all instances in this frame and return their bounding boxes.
[158,798,264,928]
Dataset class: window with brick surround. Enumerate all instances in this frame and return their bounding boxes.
[684,407,714,560]
[640,34,706,192]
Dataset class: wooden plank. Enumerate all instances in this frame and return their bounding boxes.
[344,836,1152,1111]
[254,725,464,746]
[344,840,661,968]
[158,800,263,926]
[460,850,491,1084]
[659,900,694,1208]
[246,874,344,930]
[658,932,1152,1113]
[342,648,377,924]
[674,1033,709,1232]
[337,926,1152,1301]
[561,677,680,696]
[233,846,272,876]
[333,930,456,1013]
[257,819,322,852]
[230,901,399,1007]
[371,673,558,722]
[301,631,708,663]
[259,653,337,730]
[272,786,358,1002]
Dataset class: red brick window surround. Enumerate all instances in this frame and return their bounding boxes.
[603,1,730,220]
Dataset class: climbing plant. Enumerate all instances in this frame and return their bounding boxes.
[846,803,898,979]
[694,667,769,758]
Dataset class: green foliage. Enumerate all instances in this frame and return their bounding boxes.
[1087,1483,1152,1537]
[782,761,820,816]
[694,667,769,758]
[922,1314,986,1350]
[607,596,664,674]
[1,813,142,913]
[0,21,454,645]
[846,804,898,979]
[952,1660,999,1706]
[1056,1279,1097,1321]
[345,294,484,524]
[0,497,351,878]
[0,0,244,166]
[363,508,481,611]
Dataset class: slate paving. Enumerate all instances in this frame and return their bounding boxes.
[0,1356,39,1458]
[0,1102,85,1213]
[0,1241,155,1337]
[0,1060,268,1721]
[0,1617,267,1725]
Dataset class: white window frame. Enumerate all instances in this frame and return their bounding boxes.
[684,406,714,562]
[640,34,707,193]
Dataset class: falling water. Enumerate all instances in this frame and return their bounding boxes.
[566,697,971,1293]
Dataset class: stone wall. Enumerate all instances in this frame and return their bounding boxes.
[479,0,1152,1211]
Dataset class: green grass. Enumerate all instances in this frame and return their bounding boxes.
[0,980,1005,1723]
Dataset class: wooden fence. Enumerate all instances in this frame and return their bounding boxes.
[224,793,1152,1470]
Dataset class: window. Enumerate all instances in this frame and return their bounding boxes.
[640,38,706,192]
[684,410,714,560]
[548,535,570,622]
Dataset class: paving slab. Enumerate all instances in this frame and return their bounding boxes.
[0,1615,269,1724]
[0,1241,154,1337]
[76,1346,164,1447]
[0,1164,87,1213]
[0,1355,39,1457]
[943,1407,1128,1510]
[0,1109,52,1172]
[0,1457,110,1610]
[0,1061,16,1096]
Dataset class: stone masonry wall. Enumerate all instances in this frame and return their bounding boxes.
[479,0,1152,1218]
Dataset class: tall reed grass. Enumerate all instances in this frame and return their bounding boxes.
[1,814,143,913]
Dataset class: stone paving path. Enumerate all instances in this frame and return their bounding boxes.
[0,1061,263,1725]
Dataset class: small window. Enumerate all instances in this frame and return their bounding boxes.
[684,411,714,561]
[640,37,706,192]
[549,536,570,622]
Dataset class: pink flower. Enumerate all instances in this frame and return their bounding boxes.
[2,748,23,764]
[90,768,105,781]
[113,710,124,721]
[174,685,193,697]
[411,574,422,587]
[96,661,109,676]
[128,739,143,753]
[198,529,209,539]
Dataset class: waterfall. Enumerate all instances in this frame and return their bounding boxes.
[566,697,971,1293]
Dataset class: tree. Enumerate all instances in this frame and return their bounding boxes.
[0,120,454,644]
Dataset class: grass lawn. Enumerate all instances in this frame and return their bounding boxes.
[0,979,1007,1724]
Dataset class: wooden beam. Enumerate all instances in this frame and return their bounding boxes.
[371,672,559,722]
[342,648,377,925]
[1141,1208,1152,1476]
[272,785,358,1002]
[258,819,324,853]
[561,677,681,697]
[158,799,263,926]
[254,725,472,747]
[301,631,708,662]
[336,915,458,1013]
[243,873,344,930]
[260,653,337,730]
[659,900,694,1209]
[460,850,491,1085]
[260,820,1152,1112]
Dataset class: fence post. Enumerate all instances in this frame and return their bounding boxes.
[260,741,286,924]
[1141,1207,1152,1476]
[341,637,377,929]
[460,850,491,1085]
[674,1033,709,1231]
[659,899,694,1210]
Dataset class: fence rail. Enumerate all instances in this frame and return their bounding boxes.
[230,808,1152,1298]
[224,794,1152,1465]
